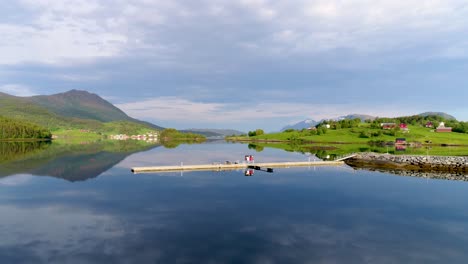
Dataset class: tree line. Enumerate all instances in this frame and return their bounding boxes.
[0,116,52,140]
[371,115,468,133]
[318,115,468,134]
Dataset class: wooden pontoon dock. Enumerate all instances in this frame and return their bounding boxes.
[131,160,346,173]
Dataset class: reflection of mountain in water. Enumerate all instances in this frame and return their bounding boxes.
[0,141,160,181]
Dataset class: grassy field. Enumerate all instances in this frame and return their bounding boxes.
[228,123,468,157]
[229,123,468,146]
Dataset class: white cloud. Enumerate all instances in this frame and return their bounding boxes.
[0,204,125,257]
[1,0,467,66]
[0,174,34,186]
[0,21,127,65]
[0,0,127,65]
[116,97,224,122]
[0,84,37,96]
[20,0,101,15]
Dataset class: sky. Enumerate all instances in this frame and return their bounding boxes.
[1,0,468,132]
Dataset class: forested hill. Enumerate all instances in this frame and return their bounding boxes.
[0,116,51,140]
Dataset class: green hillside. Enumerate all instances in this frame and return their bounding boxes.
[229,120,468,146]
[0,90,162,136]
[30,89,130,122]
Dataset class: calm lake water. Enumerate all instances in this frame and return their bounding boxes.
[1,140,468,263]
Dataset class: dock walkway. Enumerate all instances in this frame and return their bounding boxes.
[131,160,345,173]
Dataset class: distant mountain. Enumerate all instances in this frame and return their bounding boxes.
[0,89,163,132]
[181,129,245,138]
[281,119,319,131]
[417,112,456,120]
[334,114,376,122]
[30,90,163,129]
[30,89,130,122]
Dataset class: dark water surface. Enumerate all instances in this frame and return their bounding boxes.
[1,141,468,263]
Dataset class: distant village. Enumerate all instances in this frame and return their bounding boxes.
[379,121,452,133]
[307,121,453,133]
[109,132,159,142]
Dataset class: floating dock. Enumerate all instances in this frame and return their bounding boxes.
[131,160,345,173]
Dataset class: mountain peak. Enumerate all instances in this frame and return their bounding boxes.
[417,112,456,120]
[335,114,376,121]
[30,89,129,122]
[64,89,90,94]
[281,119,319,131]
[58,89,100,99]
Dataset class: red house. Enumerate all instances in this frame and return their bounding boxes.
[425,122,433,128]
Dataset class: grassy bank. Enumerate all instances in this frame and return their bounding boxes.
[228,123,468,146]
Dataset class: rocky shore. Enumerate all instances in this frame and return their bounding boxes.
[345,153,468,173]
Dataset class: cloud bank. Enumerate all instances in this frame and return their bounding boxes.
[1,0,467,129]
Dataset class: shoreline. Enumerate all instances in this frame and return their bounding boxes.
[226,138,468,147]
[345,153,467,173]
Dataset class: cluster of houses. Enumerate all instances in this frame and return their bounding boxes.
[304,121,453,133]
[380,122,452,133]
[381,122,409,132]
[109,132,159,141]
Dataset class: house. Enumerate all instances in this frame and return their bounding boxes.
[381,123,396,129]
[425,121,433,128]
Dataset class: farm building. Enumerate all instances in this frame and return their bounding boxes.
[425,122,433,128]
[436,122,452,133]
[436,127,452,132]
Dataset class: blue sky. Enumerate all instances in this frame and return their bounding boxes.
[1,0,468,131]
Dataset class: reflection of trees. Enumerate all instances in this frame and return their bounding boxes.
[0,141,51,163]
[162,139,206,149]
[248,144,264,152]
[162,141,181,148]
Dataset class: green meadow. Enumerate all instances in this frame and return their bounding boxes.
[229,123,468,145]
[228,122,468,157]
